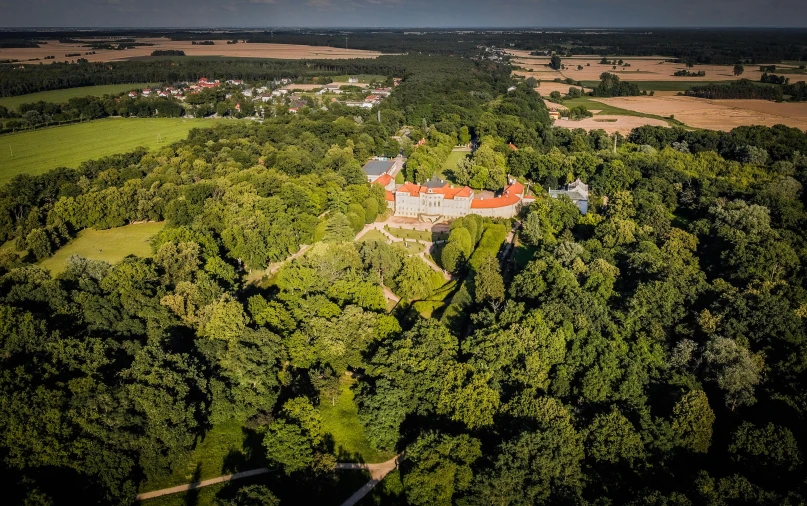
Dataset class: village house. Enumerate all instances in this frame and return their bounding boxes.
[348,77,359,83]
[128,91,137,98]
[549,178,589,214]
[142,88,152,97]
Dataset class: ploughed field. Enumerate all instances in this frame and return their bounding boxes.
[0,38,388,64]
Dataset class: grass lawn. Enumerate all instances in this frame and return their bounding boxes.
[0,117,218,184]
[39,222,166,276]
[392,240,426,255]
[320,376,395,464]
[385,226,448,243]
[139,417,257,494]
[439,149,470,178]
[0,83,156,110]
[358,229,389,243]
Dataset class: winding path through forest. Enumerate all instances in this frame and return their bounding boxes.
[135,456,401,505]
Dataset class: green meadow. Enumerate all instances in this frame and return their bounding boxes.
[0,83,156,110]
[39,222,166,275]
[0,117,218,184]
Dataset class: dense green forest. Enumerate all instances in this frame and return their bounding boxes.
[2,44,807,506]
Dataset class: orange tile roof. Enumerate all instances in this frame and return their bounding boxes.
[471,193,521,209]
[395,182,473,200]
[374,174,393,187]
[508,142,518,151]
[506,181,524,195]
[385,190,395,201]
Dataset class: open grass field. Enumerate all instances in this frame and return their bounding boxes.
[440,149,470,178]
[591,96,807,131]
[39,222,166,275]
[0,38,387,65]
[0,117,218,184]
[0,83,156,110]
[319,376,395,463]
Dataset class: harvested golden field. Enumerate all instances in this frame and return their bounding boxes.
[591,96,807,131]
[554,115,669,135]
[0,38,387,64]
[510,51,797,83]
[534,81,593,97]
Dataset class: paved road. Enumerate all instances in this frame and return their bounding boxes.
[135,456,401,504]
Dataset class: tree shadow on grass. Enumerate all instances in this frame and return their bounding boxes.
[184,463,202,506]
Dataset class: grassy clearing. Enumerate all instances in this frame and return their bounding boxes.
[358,229,389,243]
[139,418,255,494]
[0,83,156,110]
[319,376,394,464]
[439,149,470,178]
[39,222,166,276]
[393,241,426,255]
[0,117,218,184]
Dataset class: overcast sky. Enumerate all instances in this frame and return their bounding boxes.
[1,0,805,28]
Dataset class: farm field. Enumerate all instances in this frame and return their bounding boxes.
[39,221,166,276]
[555,114,670,134]
[533,81,593,97]
[591,96,807,131]
[0,117,218,183]
[510,51,805,87]
[0,83,155,110]
[0,38,387,64]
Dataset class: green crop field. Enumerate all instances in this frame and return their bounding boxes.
[0,117,218,184]
[39,222,166,276]
[0,83,156,110]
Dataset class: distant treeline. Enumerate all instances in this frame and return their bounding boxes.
[685,79,807,101]
[0,40,41,48]
[0,57,408,97]
[3,28,807,61]
[151,50,186,57]
[0,95,186,133]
